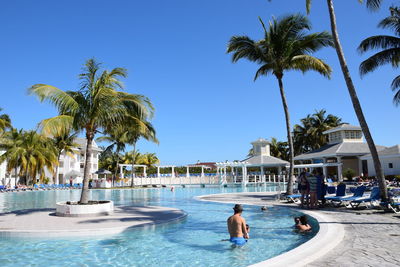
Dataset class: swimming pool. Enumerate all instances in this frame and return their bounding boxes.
[0,187,317,267]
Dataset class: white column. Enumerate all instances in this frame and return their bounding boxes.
[224,167,227,184]
[144,166,147,178]
[357,156,363,176]
[260,166,264,183]
[171,166,175,178]
[337,157,343,181]
[186,166,190,178]
[157,166,160,178]
[323,158,328,178]
[120,165,124,179]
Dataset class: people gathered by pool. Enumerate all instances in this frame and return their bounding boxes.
[227,204,249,246]
[294,215,312,232]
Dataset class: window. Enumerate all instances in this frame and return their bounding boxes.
[59,161,64,168]
[389,163,393,169]
[80,163,84,169]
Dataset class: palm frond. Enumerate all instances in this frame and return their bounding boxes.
[28,84,79,115]
[38,115,74,137]
[359,48,400,75]
[358,36,400,53]
[290,55,332,78]
[227,36,265,63]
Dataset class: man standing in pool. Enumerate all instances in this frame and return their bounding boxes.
[227,204,249,246]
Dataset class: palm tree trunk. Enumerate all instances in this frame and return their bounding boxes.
[80,132,94,204]
[326,0,388,201]
[277,76,295,195]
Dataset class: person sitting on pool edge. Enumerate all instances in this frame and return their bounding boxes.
[227,204,249,246]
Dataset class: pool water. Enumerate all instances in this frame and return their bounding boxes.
[0,187,318,267]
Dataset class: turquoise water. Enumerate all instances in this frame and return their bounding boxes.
[0,187,317,267]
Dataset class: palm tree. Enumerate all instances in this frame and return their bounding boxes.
[359,6,400,105]
[300,0,388,201]
[122,150,142,183]
[0,108,11,133]
[97,127,130,186]
[139,153,160,167]
[0,128,23,186]
[227,14,333,195]
[0,130,58,185]
[52,132,78,184]
[29,58,154,203]
[270,137,289,161]
[294,110,342,154]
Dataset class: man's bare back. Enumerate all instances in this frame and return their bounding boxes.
[227,214,248,239]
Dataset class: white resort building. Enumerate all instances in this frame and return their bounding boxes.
[293,124,399,180]
[0,138,100,185]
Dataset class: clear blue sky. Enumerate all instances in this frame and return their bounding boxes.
[0,0,398,165]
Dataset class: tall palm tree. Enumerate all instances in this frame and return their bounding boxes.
[0,108,11,133]
[359,6,400,105]
[227,14,333,194]
[29,58,154,203]
[300,0,388,201]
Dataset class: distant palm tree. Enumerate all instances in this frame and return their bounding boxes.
[0,108,11,133]
[227,14,333,194]
[29,58,154,203]
[122,150,143,184]
[0,130,58,185]
[97,127,130,186]
[0,128,23,186]
[52,132,78,184]
[300,0,388,201]
[270,137,289,161]
[139,153,160,167]
[359,6,400,105]
[294,109,342,154]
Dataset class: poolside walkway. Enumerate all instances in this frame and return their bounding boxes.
[198,192,400,267]
[0,205,187,238]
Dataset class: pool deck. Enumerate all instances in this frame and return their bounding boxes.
[0,205,187,238]
[197,192,400,267]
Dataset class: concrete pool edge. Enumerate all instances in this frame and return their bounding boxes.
[0,205,188,238]
[195,193,345,267]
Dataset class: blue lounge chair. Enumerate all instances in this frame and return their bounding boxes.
[327,185,366,206]
[325,183,346,200]
[349,187,380,209]
[286,193,301,203]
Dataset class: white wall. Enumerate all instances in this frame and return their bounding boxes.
[365,156,400,177]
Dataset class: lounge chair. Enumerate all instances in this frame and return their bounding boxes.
[349,187,380,209]
[325,183,346,200]
[285,193,301,203]
[327,185,366,206]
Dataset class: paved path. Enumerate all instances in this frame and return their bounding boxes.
[198,192,400,267]
[0,205,187,238]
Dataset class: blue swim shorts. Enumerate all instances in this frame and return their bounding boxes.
[229,237,247,246]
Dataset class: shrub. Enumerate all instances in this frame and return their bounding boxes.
[343,168,356,180]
